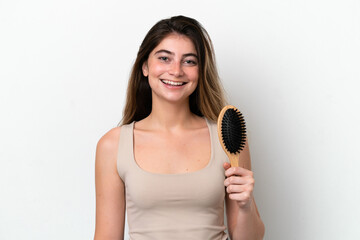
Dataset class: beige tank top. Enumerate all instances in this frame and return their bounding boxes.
[117,118,229,240]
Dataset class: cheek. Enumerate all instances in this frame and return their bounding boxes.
[148,62,166,76]
[189,73,199,91]
[190,69,199,82]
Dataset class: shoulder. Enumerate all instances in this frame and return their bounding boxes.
[205,117,217,126]
[204,117,217,133]
[96,127,122,155]
[95,126,126,172]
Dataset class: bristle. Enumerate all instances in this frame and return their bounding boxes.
[221,108,247,154]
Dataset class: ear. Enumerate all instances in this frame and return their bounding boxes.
[142,61,149,77]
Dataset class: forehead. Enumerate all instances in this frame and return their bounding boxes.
[152,33,197,54]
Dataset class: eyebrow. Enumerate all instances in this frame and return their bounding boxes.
[154,49,198,59]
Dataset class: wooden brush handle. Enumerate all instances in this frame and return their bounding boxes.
[229,153,239,167]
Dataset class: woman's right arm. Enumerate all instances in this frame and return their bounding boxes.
[94,127,125,240]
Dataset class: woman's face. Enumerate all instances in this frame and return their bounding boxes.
[142,33,199,104]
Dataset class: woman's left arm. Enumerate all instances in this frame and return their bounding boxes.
[223,139,265,240]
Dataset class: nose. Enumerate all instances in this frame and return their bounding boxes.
[168,61,184,77]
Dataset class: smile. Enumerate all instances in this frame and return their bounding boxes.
[161,79,187,86]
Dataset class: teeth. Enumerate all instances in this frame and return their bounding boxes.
[161,80,184,86]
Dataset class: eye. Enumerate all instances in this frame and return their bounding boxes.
[184,59,197,65]
[159,56,169,62]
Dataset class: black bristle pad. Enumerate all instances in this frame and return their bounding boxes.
[221,108,247,154]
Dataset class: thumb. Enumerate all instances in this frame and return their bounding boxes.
[223,162,231,170]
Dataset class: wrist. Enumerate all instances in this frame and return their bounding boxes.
[237,197,255,213]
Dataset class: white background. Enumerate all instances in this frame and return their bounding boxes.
[1,0,359,239]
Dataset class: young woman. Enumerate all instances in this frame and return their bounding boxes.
[94,16,264,240]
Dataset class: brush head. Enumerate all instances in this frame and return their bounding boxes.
[220,107,247,154]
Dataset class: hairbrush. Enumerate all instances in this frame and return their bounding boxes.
[217,105,247,167]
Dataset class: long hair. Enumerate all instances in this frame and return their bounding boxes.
[120,16,227,125]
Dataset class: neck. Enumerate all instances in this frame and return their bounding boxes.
[147,97,196,131]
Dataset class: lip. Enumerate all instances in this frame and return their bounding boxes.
[160,79,188,88]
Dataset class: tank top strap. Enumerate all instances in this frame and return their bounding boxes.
[117,121,135,181]
[206,118,230,166]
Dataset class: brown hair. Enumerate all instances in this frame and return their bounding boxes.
[120,15,227,125]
